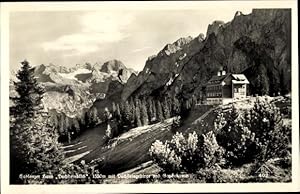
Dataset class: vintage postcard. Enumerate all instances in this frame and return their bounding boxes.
[1,1,299,193]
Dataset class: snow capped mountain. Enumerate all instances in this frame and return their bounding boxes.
[10,60,137,118]
[58,68,92,82]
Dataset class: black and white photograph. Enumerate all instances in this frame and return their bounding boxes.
[1,0,299,193]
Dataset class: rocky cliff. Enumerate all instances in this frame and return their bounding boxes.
[121,9,291,101]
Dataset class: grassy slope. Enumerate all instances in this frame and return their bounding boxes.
[90,118,175,174]
[63,105,216,175]
[64,96,291,181]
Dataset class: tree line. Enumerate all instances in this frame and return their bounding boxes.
[48,107,99,142]
[103,94,198,140]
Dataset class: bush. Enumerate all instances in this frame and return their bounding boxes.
[245,98,290,161]
[215,107,256,166]
[215,98,291,167]
[149,131,224,173]
[197,165,245,183]
[149,140,182,174]
[170,116,182,133]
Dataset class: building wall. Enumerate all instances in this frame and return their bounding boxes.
[222,98,233,105]
[206,84,222,98]
[232,84,247,99]
[222,85,232,98]
[206,97,222,105]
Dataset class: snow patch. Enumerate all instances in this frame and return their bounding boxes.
[179,53,187,60]
[58,68,91,81]
[145,68,150,74]
[166,77,174,86]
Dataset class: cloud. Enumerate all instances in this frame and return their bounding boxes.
[42,11,134,56]
[131,46,152,53]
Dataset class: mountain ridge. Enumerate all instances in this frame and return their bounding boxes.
[120,9,291,101]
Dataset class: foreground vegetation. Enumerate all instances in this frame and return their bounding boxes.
[148,97,291,183]
[10,60,291,184]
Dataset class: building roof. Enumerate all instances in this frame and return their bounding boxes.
[206,73,249,85]
[231,74,249,84]
[206,74,229,85]
[232,74,247,81]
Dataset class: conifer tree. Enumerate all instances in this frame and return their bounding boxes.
[59,114,65,135]
[140,100,149,126]
[112,102,117,117]
[129,97,135,123]
[49,113,59,129]
[79,111,86,128]
[72,118,80,134]
[65,116,70,134]
[156,101,164,122]
[116,103,121,121]
[88,107,98,126]
[123,100,132,126]
[146,98,153,122]
[162,99,171,119]
[151,99,157,122]
[135,105,142,127]
[10,60,64,184]
[172,96,181,116]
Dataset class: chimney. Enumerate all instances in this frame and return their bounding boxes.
[217,71,221,76]
[222,70,226,75]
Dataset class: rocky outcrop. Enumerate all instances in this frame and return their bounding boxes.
[121,9,291,101]
[121,35,205,100]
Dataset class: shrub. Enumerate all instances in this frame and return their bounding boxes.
[149,140,182,174]
[245,98,290,161]
[197,165,245,183]
[216,108,256,166]
[215,98,291,167]
[149,131,224,173]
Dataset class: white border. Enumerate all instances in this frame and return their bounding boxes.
[1,1,299,193]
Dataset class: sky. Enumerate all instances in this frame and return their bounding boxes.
[9,5,253,72]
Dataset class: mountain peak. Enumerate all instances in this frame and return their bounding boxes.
[206,20,224,37]
[100,59,126,74]
[174,36,193,47]
[162,36,193,56]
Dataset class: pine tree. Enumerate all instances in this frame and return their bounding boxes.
[135,105,142,127]
[79,111,86,128]
[10,60,64,184]
[140,100,149,126]
[88,107,98,126]
[49,113,59,129]
[151,99,157,122]
[65,116,70,134]
[192,94,198,106]
[116,103,121,121]
[156,101,164,122]
[72,118,80,134]
[146,98,153,123]
[162,99,171,119]
[59,114,65,135]
[172,96,181,116]
[112,102,117,117]
[129,97,135,123]
[280,68,289,95]
[123,100,132,126]
[254,65,269,96]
